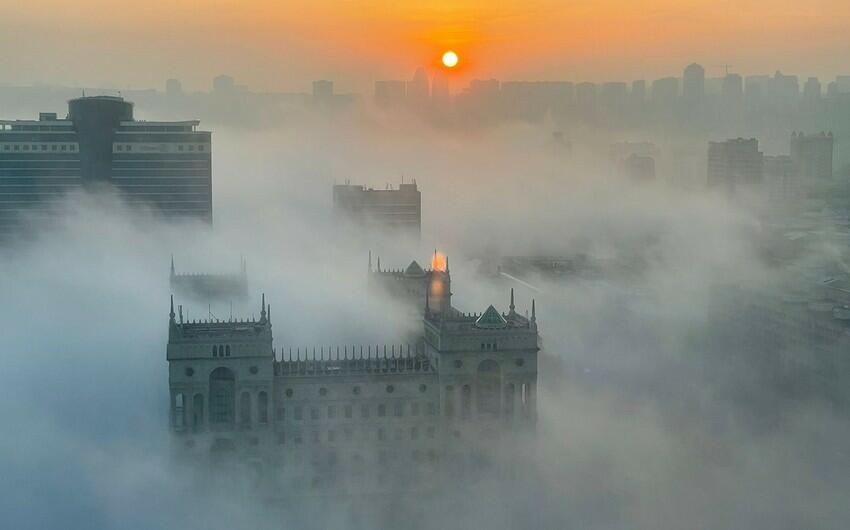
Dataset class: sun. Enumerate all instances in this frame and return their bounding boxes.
[441,50,459,68]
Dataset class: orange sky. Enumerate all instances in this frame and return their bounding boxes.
[1,0,848,91]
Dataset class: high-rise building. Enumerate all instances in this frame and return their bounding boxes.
[650,77,679,108]
[630,80,646,107]
[332,181,421,236]
[803,77,822,103]
[165,79,183,97]
[374,80,407,108]
[791,132,834,179]
[406,67,430,108]
[312,80,334,102]
[707,138,764,191]
[722,73,744,104]
[212,74,236,94]
[682,63,706,103]
[0,96,212,239]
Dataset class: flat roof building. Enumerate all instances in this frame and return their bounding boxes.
[0,96,212,240]
[333,181,421,237]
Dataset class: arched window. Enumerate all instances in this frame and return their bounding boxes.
[173,393,186,430]
[225,345,231,356]
[521,383,530,418]
[192,393,204,431]
[477,360,502,416]
[444,386,455,417]
[258,391,269,423]
[212,345,218,357]
[240,392,252,426]
[209,367,235,426]
[461,385,472,419]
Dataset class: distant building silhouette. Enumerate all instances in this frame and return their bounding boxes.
[333,181,421,237]
[707,138,764,192]
[791,132,834,179]
[682,63,706,103]
[374,80,406,108]
[170,256,249,303]
[165,79,183,97]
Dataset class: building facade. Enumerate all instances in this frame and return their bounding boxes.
[791,131,834,180]
[0,96,212,240]
[170,256,249,303]
[332,181,421,237]
[707,138,764,192]
[167,272,539,493]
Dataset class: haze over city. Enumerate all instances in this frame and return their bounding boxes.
[2,2,850,530]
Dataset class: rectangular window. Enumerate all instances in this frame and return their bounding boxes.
[311,407,319,420]
[60,145,66,151]
[411,403,420,416]
[117,145,123,152]
[377,428,385,441]
[70,145,76,151]
[378,404,386,417]
[344,427,353,442]
[328,405,336,419]
[427,402,436,415]
[394,402,403,417]
[13,145,19,151]
[294,406,303,420]
[50,145,56,151]
[328,429,335,443]
[344,405,352,419]
[188,145,195,151]
[199,145,205,151]
[294,432,303,444]
[361,404,370,418]
[126,145,132,152]
[23,145,29,151]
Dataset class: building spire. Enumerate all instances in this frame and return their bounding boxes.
[445,255,449,274]
[169,295,175,323]
[369,250,372,272]
[531,299,536,323]
[170,254,175,276]
[260,293,266,322]
[510,288,515,313]
[377,256,381,272]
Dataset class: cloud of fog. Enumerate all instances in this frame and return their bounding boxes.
[1,108,849,530]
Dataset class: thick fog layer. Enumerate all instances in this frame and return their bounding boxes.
[1,112,849,529]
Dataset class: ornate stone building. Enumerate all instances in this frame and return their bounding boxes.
[167,267,539,492]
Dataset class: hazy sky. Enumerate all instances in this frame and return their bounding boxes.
[1,0,849,92]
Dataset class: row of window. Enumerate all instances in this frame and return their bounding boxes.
[276,424,437,445]
[283,383,428,398]
[114,144,206,152]
[277,401,438,422]
[2,144,76,152]
[212,344,230,357]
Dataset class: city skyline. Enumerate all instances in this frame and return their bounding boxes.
[2,1,849,92]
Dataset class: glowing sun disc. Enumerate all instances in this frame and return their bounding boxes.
[442,51,459,68]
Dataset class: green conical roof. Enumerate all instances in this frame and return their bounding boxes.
[475,305,507,329]
[404,260,425,276]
